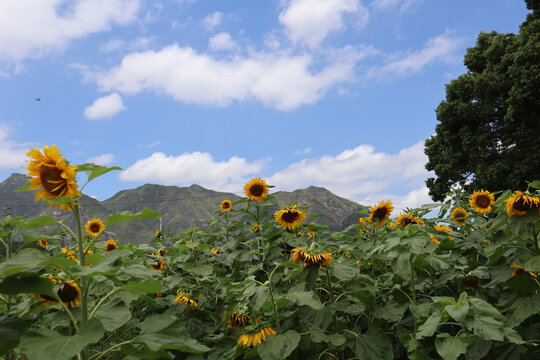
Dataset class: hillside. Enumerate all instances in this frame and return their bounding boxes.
[0,173,366,243]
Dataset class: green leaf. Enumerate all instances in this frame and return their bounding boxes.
[43,196,79,206]
[466,339,492,360]
[243,283,268,311]
[286,290,323,310]
[372,302,408,322]
[435,333,469,360]
[529,180,540,189]
[353,327,393,360]
[468,316,504,341]
[303,264,320,290]
[107,209,163,227]
[0,250,47,277]
[332,260,359,281]
[0,315,29,356]
[416,312,441,340]
[72,249,128,276]
[76,163,122,181]
[524,256,540,272]
[17,216,58,230]
[508,294,540,327]
[15,182,32,192]
[393,251,412,280]
[0,275,55,296]
[186,264,213,277]
[503,327,525,345]
[469,298,504,320]
[257,330,300,360]
[120,279,161,293]
[19,318,105,360]
[94,299,131,331]
[310,329,346,346]
[445,302,469,323]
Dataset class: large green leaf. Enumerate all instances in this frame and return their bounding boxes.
[94,299,131,331]
[257,330,300,360]
[466,339,492,360]
[19,318,105,360]
[0,274,55,296]
[415,312,441,340]
[243,283,268,311]
[353,327,393,360]
[445,302,469,323]
[435,333,469,360]
[107,209,163,227]
[17,216,58,230]
[0,315,29,356]
[76,163,122,181]
[286,290,323,310]
[332,260,359,281]
[0,250,47,277]
[508,294,540,327]
[467,316,504,341]
[72,249,128,276]
[309,328,345,346]
[120,279,161,293]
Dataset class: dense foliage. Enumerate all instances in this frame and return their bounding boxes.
[424,0,540,201]
[1,148,540,360]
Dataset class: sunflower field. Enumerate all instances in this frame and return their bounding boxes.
[0,145,539,360]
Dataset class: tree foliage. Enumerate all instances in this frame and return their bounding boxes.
[425,0,540,201]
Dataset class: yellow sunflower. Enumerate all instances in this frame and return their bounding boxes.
[243,178,269,201]
[237,327,276,347]
[174,290,198,309]
[159,248,167,256]
[505,191,540,217]
[220,199,232,211]
[291,248,332,267]
[226,313,250,329]
[104,239,118,253]
[430,224,453,244]
[274,205,307,231]
[150,258,166,271]
[37,275,60,307]
[367,200,394,228]
[57,280,82,308]
[25,145,81,211]
[450,207,469,225]
[395,212,424,229]
[511,264,537,278]
[211,248,220,254]
[39,239,48,248]
[252,224,260,233]
[469,190,495,214]
[85,218,105,237]
[307,229,315,238]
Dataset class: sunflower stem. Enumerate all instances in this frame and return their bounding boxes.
[225,211,230,242]
[267,266,281,334]
[90,340,135,360]
[73,204,89,360]
[89,288,121,319]
[410,255,418,334]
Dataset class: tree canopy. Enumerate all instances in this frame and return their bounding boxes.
[424,0,540,201]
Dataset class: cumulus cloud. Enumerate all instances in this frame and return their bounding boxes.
[84,93,126,120]
[202,11,223,31]
[119,151,266,192]
[94,44,370,110]
[0,0,140,63]
[0,124,31,170]
[279,0,368,48]
[366,32,463,80]
[209,32,236,51]
[87,153,115,166]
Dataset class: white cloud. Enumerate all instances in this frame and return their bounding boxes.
[279,0,368,48]
[119,151,266,192]
[94,44,367,110]
[295,148,312,155]
[99,36,156,53]
[202,11,223,31]
[87,153,115,166]
[84,93,126,120]
[366,32,463,80]
[137,141,161,149]
[209,33,236,51]
[0,0,140,63]
[0,124,31,170]
[371,0,420,12]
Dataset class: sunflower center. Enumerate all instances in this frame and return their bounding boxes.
[372,207,388,221]
[58,283,79,303]
[402,217,413,225]
[513,196,531,212]
[454,211,466,218]
[90,223,101,233]
[107,243,116,251]
[249,185,264,197]
[39,164,66,196]
[475,195,491,208]
[282,210,299,223]
[222,202,230,209]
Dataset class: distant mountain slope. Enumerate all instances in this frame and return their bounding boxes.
[0,173,365,243]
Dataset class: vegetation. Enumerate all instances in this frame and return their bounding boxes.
[424,0,540,201]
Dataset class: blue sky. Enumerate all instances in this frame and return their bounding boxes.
[0,0,530,211]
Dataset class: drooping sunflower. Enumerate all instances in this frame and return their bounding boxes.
[469,190,495,214]
[274,205,306,231]
[57,280,82,308]
[367,200,394,228]
[220,199,232,211]
[511,264,537,278]
[243,178,269,201]
[104,239,118,253]
[174,290,198,309]
[226,313,250,329]
[39,239,48,248]
[395,212,424,229]
[237,327,276,347]
[505,191,540,217]
[150,258,166,271]
[37,275,60,307]
[25,145,81,211]
[291,248,332,267]
[430,224,453,244]
[450,207,469,225]
[85,218,105,237]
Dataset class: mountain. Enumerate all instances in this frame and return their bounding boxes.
[0,173,366,243]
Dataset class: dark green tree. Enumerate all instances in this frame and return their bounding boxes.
[425,0,540,201]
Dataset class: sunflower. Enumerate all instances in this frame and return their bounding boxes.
[430,224,453,244]
[220,199,232,211]
[469,190,495,214]
[155,292,165,297]
[150,258,166,271]
[505,191,540,217]
[307,229,315,238]
[85,218,105,237]
[274,205,307,231]
[252,224,260,233]
[291,248,332,267]
[367,200,394,228]
[211,248,220,254]
[37,275,60,307]
[395,212,424,229]
[104,239,117,253]
[155,230,162,238]
[227,313,250,329]
[39,239,48,248]
[237,327,276,347]
[25,145,81,211]
[243,178,269,201]
[174,290,198,309]
[511,264,537,278]
[66,250,78,261]
[450,207,469,225]
[159,248,167,256]
[57,281,82,308]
